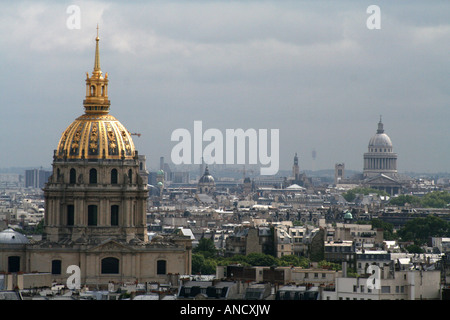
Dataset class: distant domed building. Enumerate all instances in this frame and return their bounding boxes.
[0,228,29,273]
[363,118,398,179]
[197,166,215,194]
[0,228,29,245]
[343,211,353,223]
[361,118,411,195]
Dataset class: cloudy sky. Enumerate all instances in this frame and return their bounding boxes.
[0,0,449,174]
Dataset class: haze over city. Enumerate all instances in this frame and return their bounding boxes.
[0,0,449,174]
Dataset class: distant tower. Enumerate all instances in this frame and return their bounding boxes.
[293,153,299,180]
[243,177,252,195]
[199,157,204,179]
[335,163,345,185]
[311,149,317,172]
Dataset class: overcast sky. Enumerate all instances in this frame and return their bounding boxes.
[0,0,449,174]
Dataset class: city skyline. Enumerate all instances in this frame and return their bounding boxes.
[0,1,449,174]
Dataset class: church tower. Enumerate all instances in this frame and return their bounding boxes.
[44,29,148,244]
[292,153,299,180]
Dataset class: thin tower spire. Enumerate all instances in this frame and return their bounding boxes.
[93,24,101,75]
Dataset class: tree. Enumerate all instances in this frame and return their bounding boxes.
[389,191,450,208]
[389,195,421,207]
[318,260,341,271]
[421,191,450,208]
[278,255,310,268]
[246,253,277,267]
[343,187,388,202]
[371,218,397,240]
[193,238,217,258]
[397,215,450,245]
[192,253,206,274]
[405,244,424,254]
[192,254,217,275]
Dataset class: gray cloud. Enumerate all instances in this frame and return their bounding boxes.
[0,1,449,174]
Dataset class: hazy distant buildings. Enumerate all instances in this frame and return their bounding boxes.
[25,169,51,188]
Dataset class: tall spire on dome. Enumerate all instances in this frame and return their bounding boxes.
[93,24,101,75]
[83,26,110,114]
[377,115,384,134]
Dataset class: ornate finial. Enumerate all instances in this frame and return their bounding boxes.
[83,28,110,114]
[93,25,101,74]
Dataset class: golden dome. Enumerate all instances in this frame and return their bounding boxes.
[56,114,135,160]
[55,29,136,161]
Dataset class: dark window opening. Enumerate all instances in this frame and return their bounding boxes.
[111,169,118,184]
[111,205,119,226]
[88,205,98,226]
[101,257,119,274]
[89,168,97,184]
[67,205,74,226]
[70,168,76,184]
[157,260,167,275]
[8,256,20,273]
[52,260,62,275]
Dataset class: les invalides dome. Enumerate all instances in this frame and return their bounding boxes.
[55,32,135,161]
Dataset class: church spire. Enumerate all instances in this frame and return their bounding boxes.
[93,24,101,75]
[83,26,110,114]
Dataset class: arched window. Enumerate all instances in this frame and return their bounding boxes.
[111,169,118,184]
[88,205,97,226]
[157,260,167,275]
[101,257,119,274]
[90,85,96,96]
[52,260,62,275]
[70,168,76,184]
[8,256,20,273]
[111,205,119,226]
[89,168,97,184]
